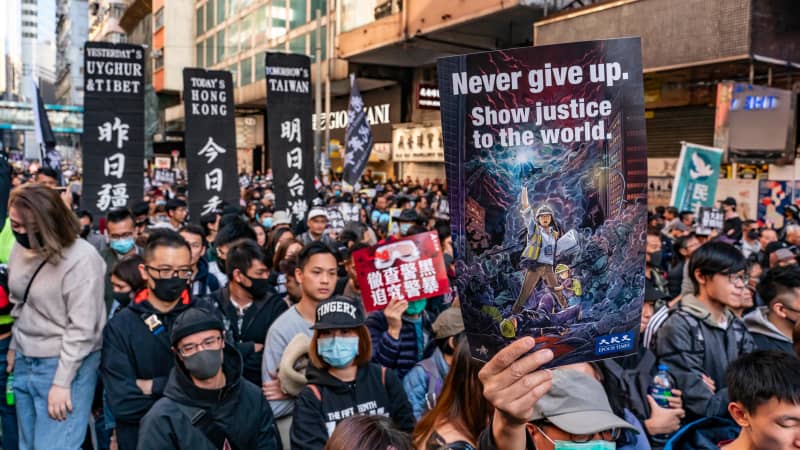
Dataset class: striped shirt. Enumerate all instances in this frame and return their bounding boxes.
[643,304,670,349]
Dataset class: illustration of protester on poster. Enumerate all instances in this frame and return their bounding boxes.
[757,180,793,229]
[438,38,647,366]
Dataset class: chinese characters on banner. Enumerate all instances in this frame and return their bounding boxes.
[81,42,145,218]
[183,69,238,222]
[670,142,724,213]
[352,231,451,313]
[697,207,724,235]
[265,53,315,224]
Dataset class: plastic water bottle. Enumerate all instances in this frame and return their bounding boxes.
[6,374,14,406]
[649,364,673,408]
[649,364,673,443]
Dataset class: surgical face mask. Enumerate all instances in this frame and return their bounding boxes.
[405,298,427,315]
[261,217,273,229]
[552,442,616,450]
[317,336,359,368]
[747,230,759,240]
[151,277,188,302]
[109,237,135,255]
[399,222,412,235]
[182,349,223,380]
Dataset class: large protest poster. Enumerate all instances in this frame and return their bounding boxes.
[265,53,315,224]
[671,142,724,213]
[439,38,647,366]
[352,231,451,312]
[183,69,238,222]
[757,180,793,228]
[81,42,145,218]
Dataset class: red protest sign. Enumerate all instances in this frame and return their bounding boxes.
[353,231,451,312]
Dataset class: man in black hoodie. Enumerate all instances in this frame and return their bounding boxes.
[205,239,286,385]
[744,265,800,354]
[101,230,216,450]
[137,308,281,450]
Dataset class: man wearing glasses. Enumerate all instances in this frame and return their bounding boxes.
[101,230,219,450]
[654,241,755,421]
[138,309,280,449]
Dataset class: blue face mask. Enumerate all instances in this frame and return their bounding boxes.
[399,223,412,235]
[109,237,135,255]
[552,442,616,450]
[261,217,273,229]
[317,336,359,368]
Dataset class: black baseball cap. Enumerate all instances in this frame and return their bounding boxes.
[171,307,225,346]
[312,296,366,330]
[166,198,187,212]
[721,197,737,207]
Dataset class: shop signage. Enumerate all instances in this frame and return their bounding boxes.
[392,123,444,162]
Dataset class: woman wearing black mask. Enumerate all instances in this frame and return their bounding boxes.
[109,255,146,318]
[7,184,107,449]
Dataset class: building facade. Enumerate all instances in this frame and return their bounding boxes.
[56,0,89,105]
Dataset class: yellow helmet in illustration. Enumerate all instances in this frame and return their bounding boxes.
[555,264,569,274]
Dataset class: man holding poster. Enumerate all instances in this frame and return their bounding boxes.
[438,37,647,367]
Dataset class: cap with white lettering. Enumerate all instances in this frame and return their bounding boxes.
[312,296,366,330]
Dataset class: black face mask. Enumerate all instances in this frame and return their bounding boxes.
[113,290,133,308]
[151,277,188,302]
[747,230,759,240]
[242,275,271,300]
[217,258,227,275]
[13,230,31,249]
[182,349,223,380]
[80,225,91,238]
[647,251,663,268]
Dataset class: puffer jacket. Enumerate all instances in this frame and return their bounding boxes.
[366,310,433,379]
[402,347,449,420]
[653,294,754,420]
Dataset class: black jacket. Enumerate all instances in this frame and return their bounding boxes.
[137,345,281,450]
[205,287,287,385]
[654,294,754,420]
[101,291,216,450]
[290,363,414,450]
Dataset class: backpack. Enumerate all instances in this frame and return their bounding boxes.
[175,402,237,450]
[419,357,444,412]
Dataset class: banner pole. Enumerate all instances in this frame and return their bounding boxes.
[314,9,322,178]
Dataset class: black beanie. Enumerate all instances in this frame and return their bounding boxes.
[170,307,225,347]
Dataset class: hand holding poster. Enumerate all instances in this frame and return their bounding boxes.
[352,231,451,312]
[439,38,647,366]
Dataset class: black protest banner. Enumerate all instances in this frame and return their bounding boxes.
[81,42,145,219]
[183,68,238,222]
[265,52,315,224]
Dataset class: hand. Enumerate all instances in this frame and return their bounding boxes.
[644,395,685,435]
[262,374,289,400]
[554,286,564,291]
[668,389,683,409]
[521,186,529,209]
[6,350,14,373]
[479,337,554,450]
[254,343,264,353]
[701,374,716,393]
[48,385,72,421]
[136,379,153,395]
[384,296,408,339]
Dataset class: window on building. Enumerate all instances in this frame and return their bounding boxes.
[217,0,226,25]
[239,14,252,51]
[196,41,204,66]
[206,35,215,66]
[289,0,307,29]
[206,0,215,30]
[240,57,252,86]
[225,21,238,59]
[289,34,306,55]
[154,8,164,30]
[154,52,164,70]
[310,0,326,16]
[216,29,225,62]
[255,52,265,81]
[197,5,205,34]
[253,5,267,44]
[229,64,238,87]
[270,2,288,39]
[309,24,326,60]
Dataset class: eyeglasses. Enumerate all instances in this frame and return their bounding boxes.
[177,335,222,356]
[531,422,621,444]
[724,272,750,286]
[145,265,194,280]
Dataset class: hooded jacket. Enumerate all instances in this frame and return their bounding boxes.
[192,257,221,297]
[743,306,794,354]
[205,286,287,385]
[137,344,281,450]
[290,363,414,450]
[654,294,754,420]
[101,290,216,450]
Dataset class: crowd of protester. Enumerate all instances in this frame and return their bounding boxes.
[0,168,799,450]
